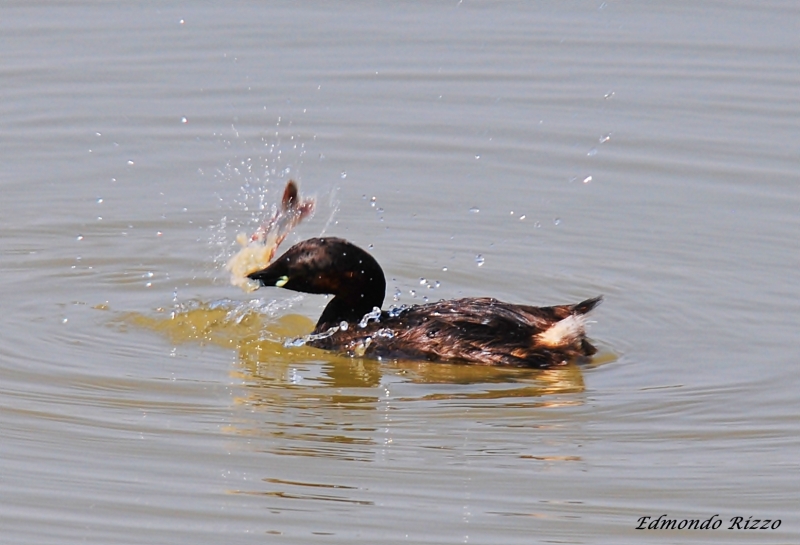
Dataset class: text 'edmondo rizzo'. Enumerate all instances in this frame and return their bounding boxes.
[636,514,781,530]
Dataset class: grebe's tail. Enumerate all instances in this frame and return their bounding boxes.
[536,295,602,355]
[571,295,603,315]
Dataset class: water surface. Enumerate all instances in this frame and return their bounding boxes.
[1,2,798,544]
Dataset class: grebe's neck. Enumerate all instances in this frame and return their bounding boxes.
[313,241,386,332]
[316,290,384,332]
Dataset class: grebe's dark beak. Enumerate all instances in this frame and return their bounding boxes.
[247,264,289,288]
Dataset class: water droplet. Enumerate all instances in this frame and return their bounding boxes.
[393,288,401,301]
[553,217,562,226]
[583,175,592,184]
[339,321,349,331]
[96,198,103,204]
[370,196,377,207]
[434,281,441,289]
[469,206,480,213]
[519,214,526,220]
[409,289,417,298]
[442,267,448,272]
[599,133,611,143]
[340,171,347,179]
[534,221,542,228]
[181,117,188,124]
[289,368,303,384]
[127,160,134,165]
[76,235,84,241]
[474,154,481,160]
[475,254,485,266]
[604,91,615,99]
[587,148,598,157]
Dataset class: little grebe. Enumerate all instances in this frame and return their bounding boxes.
[248,237,602,367]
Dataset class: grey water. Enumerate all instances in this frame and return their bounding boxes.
[1,2,798,544]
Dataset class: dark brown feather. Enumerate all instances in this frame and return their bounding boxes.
[310,297,601,367]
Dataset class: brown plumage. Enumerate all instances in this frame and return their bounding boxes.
[248,237,602,367]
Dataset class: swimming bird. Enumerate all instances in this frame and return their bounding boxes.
[248,237,601,367]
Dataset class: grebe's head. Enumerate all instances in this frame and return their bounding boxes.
[248,237,386,305]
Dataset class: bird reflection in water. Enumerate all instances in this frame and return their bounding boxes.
[128,299,611,404]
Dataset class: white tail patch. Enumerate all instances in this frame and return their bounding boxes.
[535,315,586,347]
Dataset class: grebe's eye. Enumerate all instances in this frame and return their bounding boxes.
[275,275,290,287]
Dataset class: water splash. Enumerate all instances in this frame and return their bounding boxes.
[206,119,333,283]
[374,328,395,339]
[284,324,341,348]
[358,307,382,328]
[352,336,373,357]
